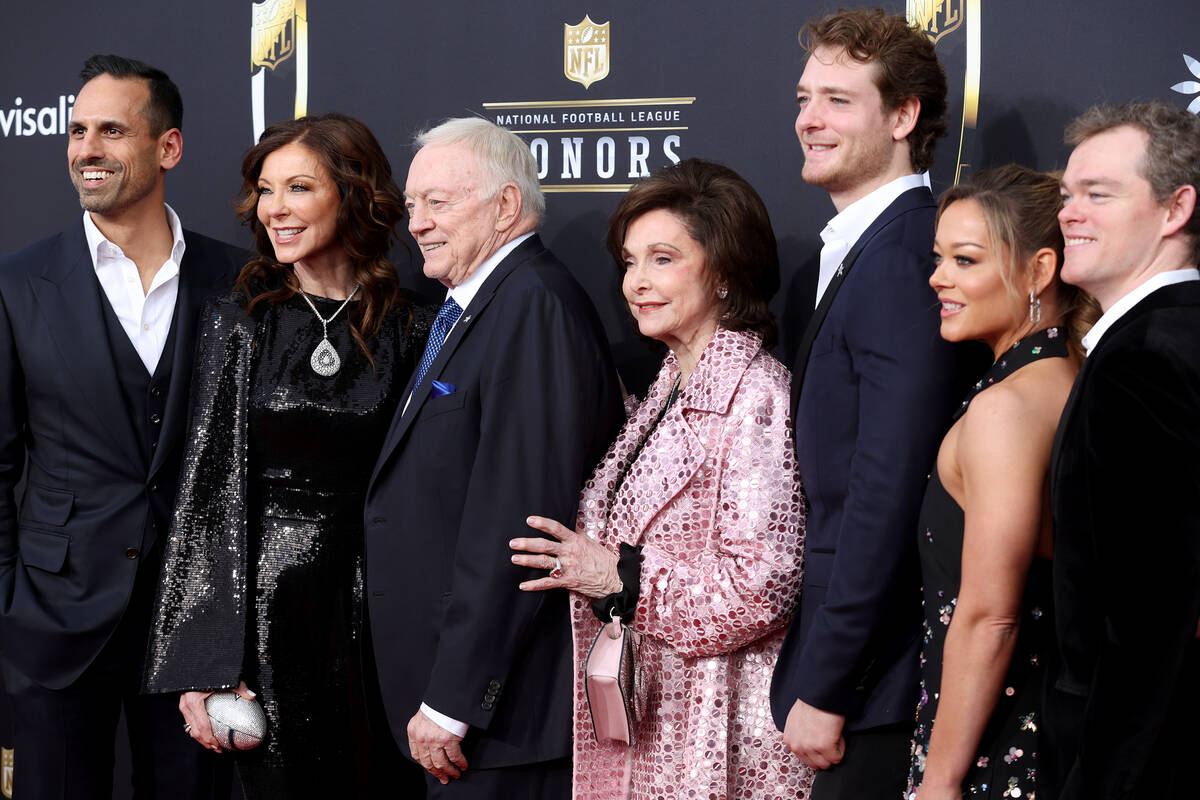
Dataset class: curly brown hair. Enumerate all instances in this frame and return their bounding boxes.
[800,7,948,173]
[235,113,407,359]
[606,159,780,347]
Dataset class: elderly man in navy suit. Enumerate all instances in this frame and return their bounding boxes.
[363,118,622,798]
[769,10,961,800]
[0,55,240,799]
[1044,100,1200,800]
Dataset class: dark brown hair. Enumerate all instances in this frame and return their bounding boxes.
[235,113,406,359]
[1066,101,1200,264]
[606,158,780,347]
[938,164,1100,360]
[800,8,948,173]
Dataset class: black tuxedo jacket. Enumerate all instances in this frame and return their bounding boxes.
[364,235,623,769]
[0,221,242,689]
[1046,279,1200,800]
[771,187,960,731]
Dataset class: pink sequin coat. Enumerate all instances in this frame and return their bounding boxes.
[571,328,813,800]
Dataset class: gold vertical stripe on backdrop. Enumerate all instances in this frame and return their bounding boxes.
[294,0,308,119]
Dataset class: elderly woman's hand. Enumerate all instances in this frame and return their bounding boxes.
[510,516,623,598]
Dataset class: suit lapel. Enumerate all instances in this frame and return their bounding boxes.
[791,186,935,407]
[369,236,542,489]
[31,224,144,470]
[149,233,223,479]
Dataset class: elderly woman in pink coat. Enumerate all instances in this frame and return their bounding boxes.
[511,159,813,800]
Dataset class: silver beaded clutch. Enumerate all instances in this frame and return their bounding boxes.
[205,691,267,750]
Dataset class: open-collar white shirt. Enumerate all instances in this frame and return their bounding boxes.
[816,173,930,307]
[84,204,185,373]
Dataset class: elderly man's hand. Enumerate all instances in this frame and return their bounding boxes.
[408,710,468,784]
[783,698,846,770]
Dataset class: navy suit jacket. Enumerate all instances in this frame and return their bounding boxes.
[1045,280,1200,800]
[364,235,623,769]
[771,187,959,731]
[0,221,242,689]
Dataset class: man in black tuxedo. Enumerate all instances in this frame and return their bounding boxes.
[363,118,622,798]
[0,56,240,798]
[769,10,961,800]
[1045,100,1200,800]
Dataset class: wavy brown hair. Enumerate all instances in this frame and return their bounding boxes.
[938,164,1100,360]
[800,8,948,173]
[235,113,407,359]
[606,158,780,347]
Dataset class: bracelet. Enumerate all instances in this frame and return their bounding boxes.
[590,543,643,623]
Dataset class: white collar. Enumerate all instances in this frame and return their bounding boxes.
[1082,267,1200,354]
[82,203,186,269]
[821,173,929,247]
[445,232,535,311]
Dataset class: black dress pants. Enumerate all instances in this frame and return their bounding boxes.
[810,722,912,800]
[2,551,230,800]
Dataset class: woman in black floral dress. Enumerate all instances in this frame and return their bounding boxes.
[905,166,1097,800]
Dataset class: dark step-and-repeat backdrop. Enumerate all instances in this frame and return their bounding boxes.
[1,1,1198,796]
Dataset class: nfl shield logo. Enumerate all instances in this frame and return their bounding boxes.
[564,15,611,89]
[907,0,965,44]
[252,0,297,71]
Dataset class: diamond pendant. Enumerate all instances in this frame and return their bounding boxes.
[310,337,341,376]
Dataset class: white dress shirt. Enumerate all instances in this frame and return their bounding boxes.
[84,205,186,373]
[418,231,535,738]
[1081,268,1200,355]
[815,173,930,307]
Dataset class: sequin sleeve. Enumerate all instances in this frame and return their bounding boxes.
[635,355,805,660]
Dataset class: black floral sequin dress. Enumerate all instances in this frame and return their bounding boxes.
[144,288,430,798]
[906,328,1067,800]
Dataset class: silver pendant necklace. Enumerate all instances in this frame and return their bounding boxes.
[299,284,359,376]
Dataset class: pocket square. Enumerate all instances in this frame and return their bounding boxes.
[431,380,456,398]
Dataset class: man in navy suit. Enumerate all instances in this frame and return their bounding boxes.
[1045,101,1200,800]
[769,10,960,799]
[0,56,240,798]
[363,118,622,798]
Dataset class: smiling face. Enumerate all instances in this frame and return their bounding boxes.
[1058,126,1171,309]
[621,208,721,356]
[255,142,345,271]
[930,199,1028,357]
[67,74,169,219]
[404,142,506,289]
[795,45,910,210]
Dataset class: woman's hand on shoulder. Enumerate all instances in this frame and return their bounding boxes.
[510,516,622,598]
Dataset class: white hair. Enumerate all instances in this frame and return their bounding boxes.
[415,117,545,224]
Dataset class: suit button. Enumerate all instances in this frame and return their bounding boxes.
[488,679,501,690]
[150,386,162,397]
[124,548,139,559]
[480,701,493,711]
[483,693,496,702]
[149,413,162,424]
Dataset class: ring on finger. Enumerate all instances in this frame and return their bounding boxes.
[183,723,192,734]
[550,555,564,578]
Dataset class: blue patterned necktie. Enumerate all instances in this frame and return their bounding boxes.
[413,297,463,390]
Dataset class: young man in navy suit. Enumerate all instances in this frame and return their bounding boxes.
[0,55,240,799]
[769,10,961,800]
[1045,101,1200,800]
[363,118,622,798]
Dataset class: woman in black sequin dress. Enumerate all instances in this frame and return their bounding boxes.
[144,114,431,797]
[904,166,1097,800]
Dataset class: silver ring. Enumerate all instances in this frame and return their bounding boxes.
[550,556,563,578]
[183,723,192,734]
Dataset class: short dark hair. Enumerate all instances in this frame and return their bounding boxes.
[606,159,780,347]
[800,8,947,173]
[235,113,407,359]
[79,54,183,134]
[1066,101,1200,264]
